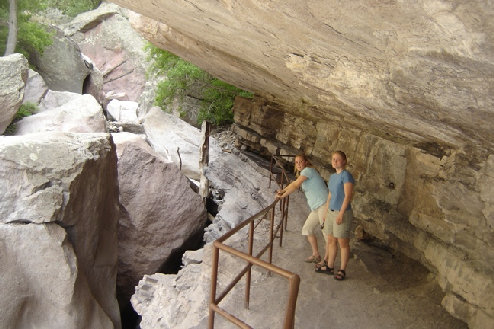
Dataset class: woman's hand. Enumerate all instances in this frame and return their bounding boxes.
[336,212,343,225]
[275,190,284,199]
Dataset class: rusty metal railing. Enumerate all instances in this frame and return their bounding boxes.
[209,154,299,329]
[269,154,296,238]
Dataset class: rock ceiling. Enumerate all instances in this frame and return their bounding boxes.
[110,0,494,152]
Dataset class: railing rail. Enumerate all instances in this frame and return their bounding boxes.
[209,154,299,329]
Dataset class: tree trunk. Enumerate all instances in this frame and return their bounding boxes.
[4,0,18,56]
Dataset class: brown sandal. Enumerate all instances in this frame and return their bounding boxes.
[315,261,334,275]
[334,269,346,280]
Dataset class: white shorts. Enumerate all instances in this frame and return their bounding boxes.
[301,204,327,236]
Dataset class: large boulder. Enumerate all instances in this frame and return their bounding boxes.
[0,53,28,134]
[131,149,276,329]
[0,133,121,329]
[67,2,149,109]
[112,132,207,302]
[143,107,220,180]
[15,90,107,135]
[29,27,90,93]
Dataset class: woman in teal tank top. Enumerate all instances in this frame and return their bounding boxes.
[276,154,328,263]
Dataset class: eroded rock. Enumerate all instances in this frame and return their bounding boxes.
[0,133,120,329]
[113,132,207,302]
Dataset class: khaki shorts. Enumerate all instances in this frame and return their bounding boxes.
[301,204,327,236]
[322,209,353,239]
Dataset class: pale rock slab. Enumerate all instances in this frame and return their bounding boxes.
[15,90,107,135]
[106,99,139,123]
[0,224,114,329]
[143,107,220,180]
[23,69,49,105]
[0,53,28,134]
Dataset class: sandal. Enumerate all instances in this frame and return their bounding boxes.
[334,269,346,281]
[315,261,334,275]
[304,255,321,263]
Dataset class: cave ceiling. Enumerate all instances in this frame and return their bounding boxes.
[110,0,494,153]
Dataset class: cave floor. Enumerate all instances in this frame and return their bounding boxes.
[212,189,468,329]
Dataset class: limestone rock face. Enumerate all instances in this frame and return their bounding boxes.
[0,133,121,329]
[112,0,494,153]
[232,97,494,329]
[113,132,207,302]
[15,90,107,135]
[0,53,28,134]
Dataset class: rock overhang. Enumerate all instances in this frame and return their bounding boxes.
[109,0,494,153]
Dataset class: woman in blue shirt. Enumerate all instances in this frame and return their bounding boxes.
[317,151,354,280]
[276,154,328,263]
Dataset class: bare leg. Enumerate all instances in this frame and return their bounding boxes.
[307,234,320,258]
[338,238,350,270]
[326,235,337,268]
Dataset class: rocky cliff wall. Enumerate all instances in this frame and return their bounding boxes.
[106,0,494,327]
[232,96,493,328]
[111,0,494,153]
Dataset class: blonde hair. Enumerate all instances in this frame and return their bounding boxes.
[295,153,312,177]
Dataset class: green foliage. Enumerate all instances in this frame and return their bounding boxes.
[38,0,102,17]
[0,0,101,55]
[16,102,38,119]
[146,44,253,126]
[16,15,54,57]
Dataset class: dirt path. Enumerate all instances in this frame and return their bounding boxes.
[213,189,468,329]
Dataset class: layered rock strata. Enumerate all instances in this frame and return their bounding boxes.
[114,0,494,153]
[232,96,493,328]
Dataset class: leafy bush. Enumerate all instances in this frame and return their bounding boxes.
[36,0,102,17]
[16,102,38,119]
[0,0,101,56]
[146,44,253,126]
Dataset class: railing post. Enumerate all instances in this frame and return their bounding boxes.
[283,274,300,329]
[269,207,275,264]
[284,196,290,231]
[245,221,254,309]
[209,244,220,329]
[269,156,274,188]
[279,197,284,247]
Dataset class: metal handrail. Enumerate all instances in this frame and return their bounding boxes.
[208,154,299,329]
